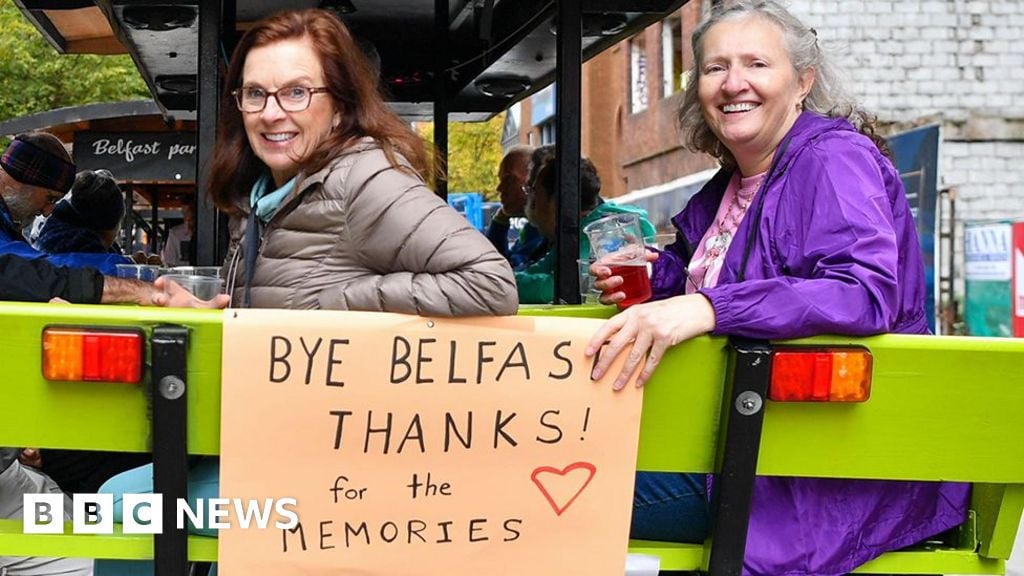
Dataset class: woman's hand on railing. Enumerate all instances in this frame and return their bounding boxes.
[585,293,716,390]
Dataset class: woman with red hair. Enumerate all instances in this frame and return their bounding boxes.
[207,8,516,315]
[96,10,516,575]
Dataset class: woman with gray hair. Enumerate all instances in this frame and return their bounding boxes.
[587,1,966,574]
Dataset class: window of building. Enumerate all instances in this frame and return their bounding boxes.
[538,118,557,145]
[662,14,684,97]
[502,103,522,148]
[629,35,648,113]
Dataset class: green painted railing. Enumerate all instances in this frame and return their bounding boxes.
[1,301,1022,573]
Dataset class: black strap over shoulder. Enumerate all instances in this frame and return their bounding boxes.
[242,208,260,308]
[736,137,791,283]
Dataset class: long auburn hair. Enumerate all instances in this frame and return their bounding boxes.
[207,9,429,213]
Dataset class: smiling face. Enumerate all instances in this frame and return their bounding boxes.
[697,16,814,175]
[241,37,338,186]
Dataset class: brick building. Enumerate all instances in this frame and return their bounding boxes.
[508,0,1023,309]
[511,0,715,219]
[512,0,1022,220]
[787,0,1024,223]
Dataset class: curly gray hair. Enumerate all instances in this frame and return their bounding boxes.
[677,0,887,169]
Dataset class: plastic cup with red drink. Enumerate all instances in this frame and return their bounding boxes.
[583,213,652,308]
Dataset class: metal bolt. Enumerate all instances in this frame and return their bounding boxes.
[735,391,763,416]
[427,321,435,328]
[159,375,185,400]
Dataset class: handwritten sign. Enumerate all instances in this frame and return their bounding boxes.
[219,309,643,576]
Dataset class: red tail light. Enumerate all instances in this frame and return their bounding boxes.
[42,326,145,384]
[769,347,872,402]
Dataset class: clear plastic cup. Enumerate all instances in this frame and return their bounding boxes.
[585,213,648,262]
[577,259,601,304]
[115,264,162,282]
[584,213,651,307]
[161,274,224,301]
[166,266,223,278]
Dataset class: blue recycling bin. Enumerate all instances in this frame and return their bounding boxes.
[447,192,484,231]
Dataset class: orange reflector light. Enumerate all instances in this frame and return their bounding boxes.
[769,347,872,402]
[42,326,144,384]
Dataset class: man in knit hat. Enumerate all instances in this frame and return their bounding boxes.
[1,139,228,576]
[0,133,127,275]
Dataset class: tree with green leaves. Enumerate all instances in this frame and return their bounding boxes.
[0,0,149,124]
[418,114,506,201]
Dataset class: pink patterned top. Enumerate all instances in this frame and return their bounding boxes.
[685,170,765,293]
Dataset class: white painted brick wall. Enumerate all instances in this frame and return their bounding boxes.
[789,0,1024,224]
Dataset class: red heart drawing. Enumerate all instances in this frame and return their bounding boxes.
[531,462,597,516]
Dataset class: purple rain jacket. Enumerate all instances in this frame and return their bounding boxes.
[651,112,969,575]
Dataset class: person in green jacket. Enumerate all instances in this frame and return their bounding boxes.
[516,155,656,303]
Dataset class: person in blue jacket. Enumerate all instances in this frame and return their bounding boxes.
[0,133,129,275]
[32,168,149,496]
[36,169,130,259]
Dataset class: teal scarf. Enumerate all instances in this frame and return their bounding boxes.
[249,174,296,223]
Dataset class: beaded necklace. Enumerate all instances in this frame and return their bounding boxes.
[702,173,764,264]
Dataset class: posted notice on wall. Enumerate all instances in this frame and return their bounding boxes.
[219,309,643,576]
[965,222,1012,281]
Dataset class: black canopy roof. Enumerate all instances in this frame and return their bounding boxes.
[17,0,686,121]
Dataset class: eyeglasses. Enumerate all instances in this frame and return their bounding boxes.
[232,85,330,113]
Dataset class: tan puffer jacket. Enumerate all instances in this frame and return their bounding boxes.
[223,139,518,316]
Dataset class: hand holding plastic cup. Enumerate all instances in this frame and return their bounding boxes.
[160,273,225,301]
[584,213,652,308]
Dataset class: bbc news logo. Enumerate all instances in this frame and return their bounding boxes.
[23,494,299,534]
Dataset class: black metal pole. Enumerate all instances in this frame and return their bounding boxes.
[150,193,160,255]
[221,0,237,57]
[555,0,583,304]
[433,0,449,200]
[122,183,134,253]
[151,326,190,576]
[706,338,772,576]
[195,0,224,266]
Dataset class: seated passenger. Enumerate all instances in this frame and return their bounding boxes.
[33,169,150,490]
[585,1,968,574]
[161,203,194,267]
[36,170,130,259]
[485,145,549,270]
[0,254,224,576]
[515,155,655,303]
[96,8,516,575]
[0,133,129,275]
[0,451,92,576]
